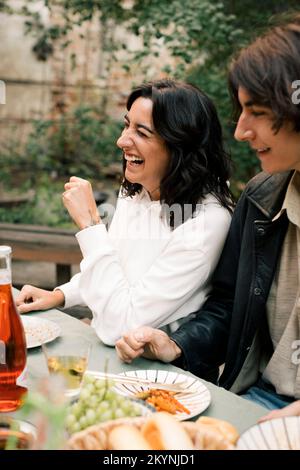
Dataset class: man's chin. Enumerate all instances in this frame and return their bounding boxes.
[259,162,283,175]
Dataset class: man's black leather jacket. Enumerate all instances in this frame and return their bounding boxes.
[171,171,293,390]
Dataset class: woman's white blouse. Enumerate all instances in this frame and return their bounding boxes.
[58,189,231,345]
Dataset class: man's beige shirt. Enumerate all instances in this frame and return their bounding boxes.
[263,171,300,398]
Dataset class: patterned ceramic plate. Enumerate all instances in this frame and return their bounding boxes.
[21,316,61,349]
[113,369,211,421]
[237,416,300,450]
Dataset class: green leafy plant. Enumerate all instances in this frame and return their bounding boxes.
[6,376,68,450]
[24,106,122,179]
[0,178,72,227]
[2,0,300,203]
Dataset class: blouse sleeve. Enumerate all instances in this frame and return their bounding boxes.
[56,272,84,309]
[75,202,231,345]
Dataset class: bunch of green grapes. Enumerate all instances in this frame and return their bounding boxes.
[65,374,142,435]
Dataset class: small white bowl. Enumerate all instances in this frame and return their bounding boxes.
[237,416,300,450]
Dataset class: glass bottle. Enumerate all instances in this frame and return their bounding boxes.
[0,245,27,412]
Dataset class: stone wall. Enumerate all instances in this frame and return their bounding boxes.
[0,0,174,147]
[0,1,110,144]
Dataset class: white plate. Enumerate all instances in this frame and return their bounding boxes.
[237,416,300,450]
[21,316,61,349]
[113,369,211,421]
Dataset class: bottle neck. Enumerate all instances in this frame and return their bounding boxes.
[0,272,12,285]
[0,253,12,286]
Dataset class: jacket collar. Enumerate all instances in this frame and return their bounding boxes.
[245,171,294,220]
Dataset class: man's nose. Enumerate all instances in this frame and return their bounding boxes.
[234,117,255,142]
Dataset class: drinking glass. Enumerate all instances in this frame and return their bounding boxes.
[42,335,91,399]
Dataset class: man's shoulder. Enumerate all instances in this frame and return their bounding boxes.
[241,171,293,218]
[244,171,292,195]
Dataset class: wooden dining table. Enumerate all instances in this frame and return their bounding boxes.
[22,304,268,435]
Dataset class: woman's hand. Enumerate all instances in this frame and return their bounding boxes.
[15,285,65,314]
[258,400,300,423]
[115,326,182,364]
[62,176,101,230]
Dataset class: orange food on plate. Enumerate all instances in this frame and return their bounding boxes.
[136,388,190,415]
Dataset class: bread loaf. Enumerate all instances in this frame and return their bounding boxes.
[196,416,239,444]
[108,424,152,450]
[141,412,194,450]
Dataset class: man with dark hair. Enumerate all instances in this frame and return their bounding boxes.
[116,15,300,417]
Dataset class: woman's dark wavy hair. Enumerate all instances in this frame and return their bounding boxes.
[228,13,300,133]
[121,79,233,227]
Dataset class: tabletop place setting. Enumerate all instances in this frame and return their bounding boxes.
[1,244,300,452]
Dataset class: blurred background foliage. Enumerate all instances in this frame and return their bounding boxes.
[1,0,300,224]
[1,109,122,179]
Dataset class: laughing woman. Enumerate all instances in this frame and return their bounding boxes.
[16,79,233,345]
